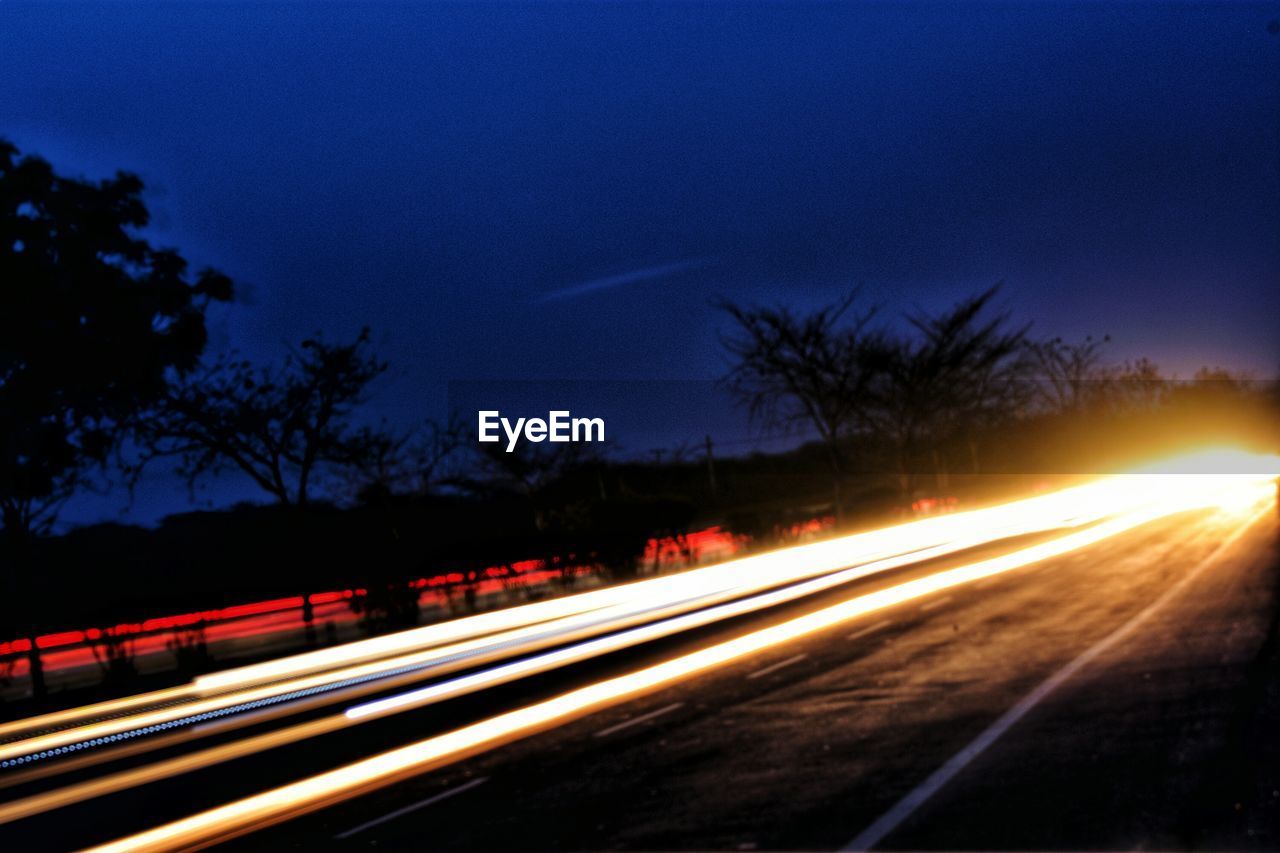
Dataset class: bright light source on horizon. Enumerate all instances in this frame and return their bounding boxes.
[1134,447,1280,477]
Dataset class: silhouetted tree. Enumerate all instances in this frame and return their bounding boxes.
[1110,357,1166,411]
[342,415,468,632]
[345,413,468,502]
[1026,335,1113,412]
[138,329,386,646]
[1162,368,1253,433]
[470,438,602,528]
[342,423,413,505]
[409,414,469,495]
[0,139,230,696]
[141,329,385,505]
[868,286,1029,496]
[1027,335,1167,415]
[719,290,882,518]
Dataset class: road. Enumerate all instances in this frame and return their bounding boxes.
[0,457,1277,851]
[249,502,1280,852]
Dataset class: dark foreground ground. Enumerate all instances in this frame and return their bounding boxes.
[5,504,1278,851]
[231,507,1280,851]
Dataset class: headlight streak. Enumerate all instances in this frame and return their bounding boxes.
[9,448,1271,749]
[0,522,1071,825]
[0,598,622,742]
[0,584,794,779]
[342,529,1063,721]
[0,474,1149,766]
[81,463,1278,853]
[0,544,964,768]
[0,685,205,745]
[187,474,1117,691]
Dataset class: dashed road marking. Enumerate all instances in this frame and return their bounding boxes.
[747,653,808,680]
[335,776,489,839]
[848,620,892,641]
[593,702,684,738]
[842,504,1270,851]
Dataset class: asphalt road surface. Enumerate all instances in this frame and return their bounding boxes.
[241,505,1280,852]
[2,480,1277,851]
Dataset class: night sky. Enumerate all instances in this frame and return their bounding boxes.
[2,1,1278,524]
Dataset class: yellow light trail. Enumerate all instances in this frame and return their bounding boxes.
[0,466,1161,761]
[0,518,1047,765]
[0,520,1070,823]
[0,587,625,741]
[82,455,1278,852]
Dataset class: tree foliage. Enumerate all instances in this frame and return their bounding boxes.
[869,286,1030,487]
[719,290,882,514]
[344,413,469,504]
[720,285,1030,503]
[141,330,385,505]
[0,139,230,540]
[1025,335,1113,412]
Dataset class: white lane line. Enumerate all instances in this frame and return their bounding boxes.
[919,596,953,612]
[747,653,808,680]
[334,776,488,839]
[848,621,892,641]
[843,504,1270,852]
[593,702,684,738]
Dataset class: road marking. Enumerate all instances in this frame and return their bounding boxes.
[593,702,684,738]
[848,621,892,641]
[334,776,488,839]
[919,596,952,612]
[747,653,808,680]
[843,504,1271,852]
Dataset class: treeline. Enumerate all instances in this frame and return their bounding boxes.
[3,140,1276,701]
[721,288,1278,516]
[0,140,836,698]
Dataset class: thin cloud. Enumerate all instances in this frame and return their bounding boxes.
[538,257,711,302]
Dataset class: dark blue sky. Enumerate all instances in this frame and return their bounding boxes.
[2,1,1278,523]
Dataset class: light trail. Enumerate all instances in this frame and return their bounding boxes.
[2,451,1272,769]
[0,683,200,743]
[0,517,1096,817]
[0,529,1011,767]
[842,499,1274,852]
[80,455,1280,852]
[187,474,1108,691]
[0,468,1159,764]
[0,591,622,741]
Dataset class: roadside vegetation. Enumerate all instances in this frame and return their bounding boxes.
[3,140,1276,709]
